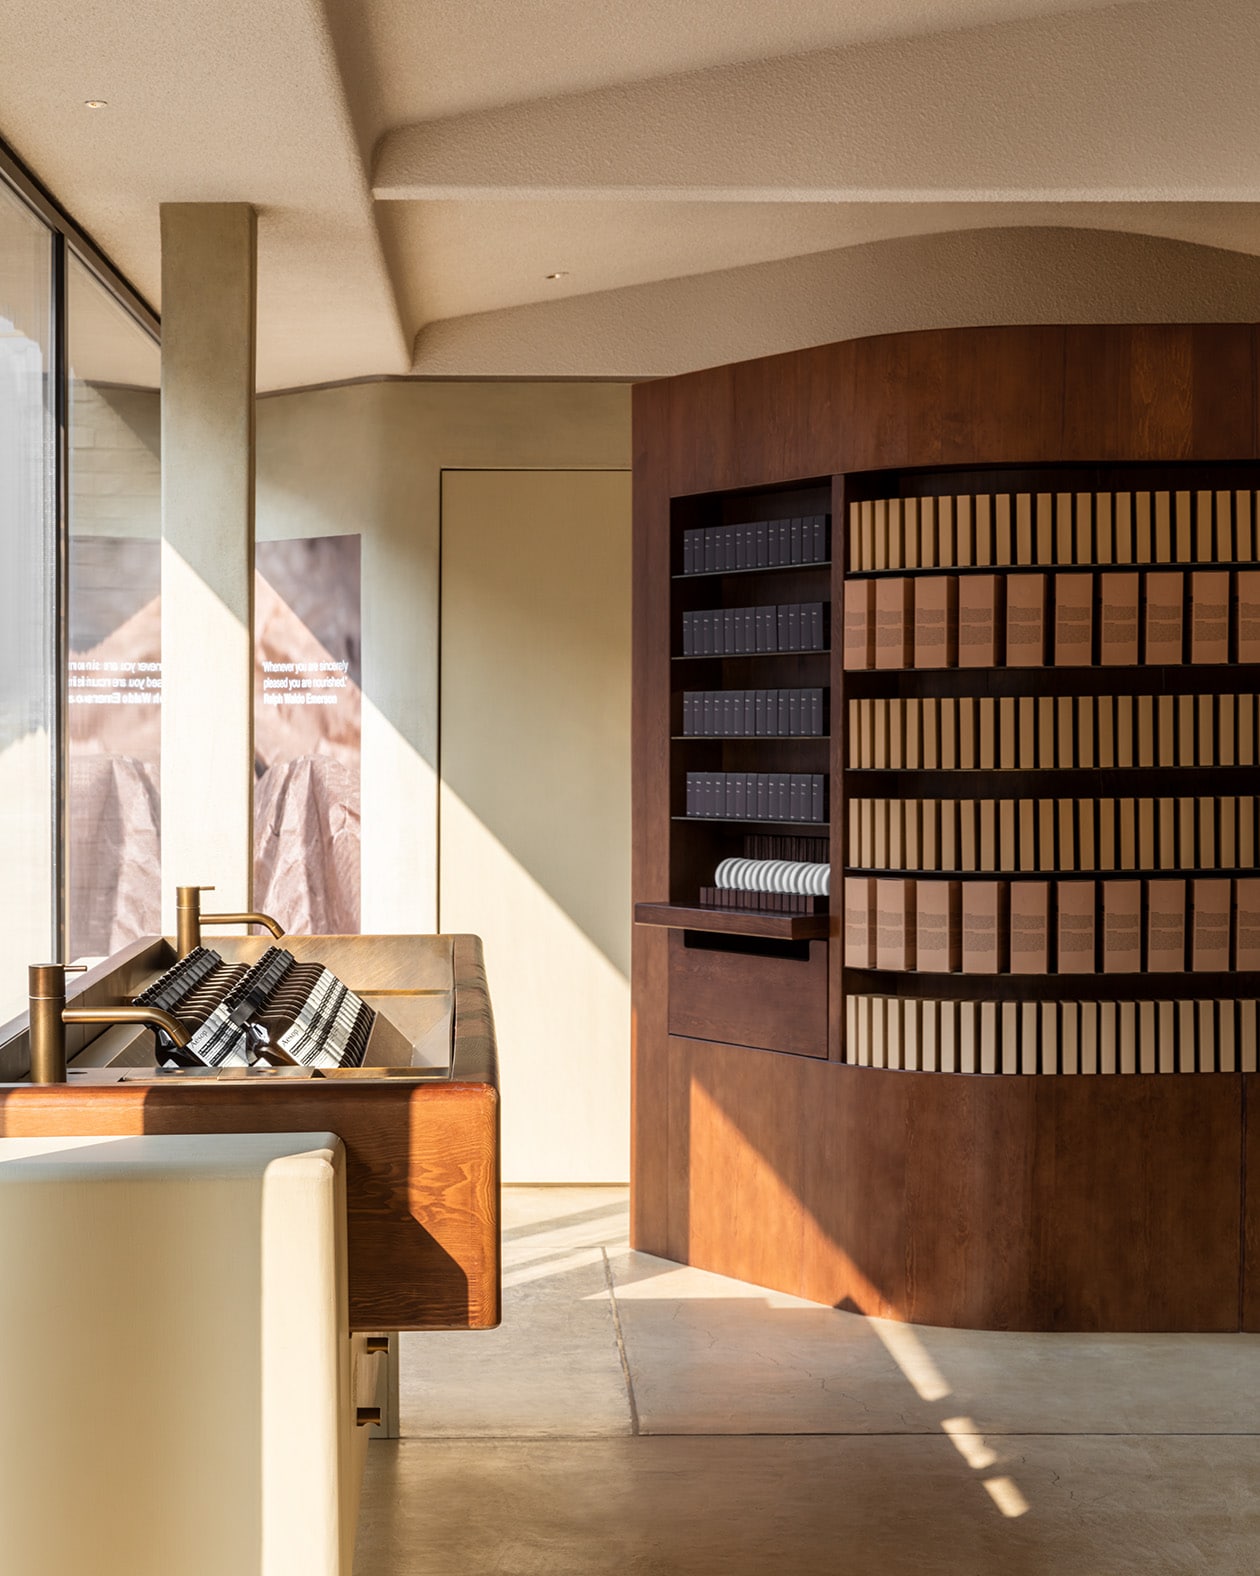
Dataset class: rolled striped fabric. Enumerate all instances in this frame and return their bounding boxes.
[714,858,830,896]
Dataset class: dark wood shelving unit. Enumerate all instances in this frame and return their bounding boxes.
[633,324,1260,1334]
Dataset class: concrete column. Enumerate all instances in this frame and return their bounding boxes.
[159,204,257,930]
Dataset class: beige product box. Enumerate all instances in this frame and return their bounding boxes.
[1236,572,1260,663]
[913,575,957,668]
[1146,878,1187,971]
[1143,571,1184,664]
[993,494,1013,566]
[939,1000,959,1073]
[1098,1001,1118,1075]
[1235,879,1260,972]
[843,579,875,669]
[978,799,997,870]
[1009,881,1050,973]
[1237,491,1256,562]
[921,999,939,1071]
[1096,695,1115,767]
[1153,492,1172,562]
[1219,694,1237,765]
[1218,1000,1236,1073]
[1113,493,1133,563]
[957,574,1001,667]
[1055,492,1075,564]
[1174,491,1193,562]
[875,879,916,970]
[999,697,1017,769]
[1196,490,1215,562]
[1214,489,1233,560]
[1001,1001,1020,1074]
[1018,800,1037,872]
[888,500,906,569]
[1099,573,1140,665]
[902,498,920,569]
[1014,493,1033,565]
[1094,492,1113,564]
[1079,1000,1098,1074]
[1139,999,1158,1074]
[1053,573,1094,665]
[1133,492,1153,563]
[954,495,974,567]
[1189,571,1230,664]
[1060,1000,1079,1074]
[973,495,992,566]
[844,876,877,967]
[850,501,868,571]
[961,881,1008,974]
[874,576,913,669]
[936,495,955,568]
[1018,696,1036,767]
[1057,881,1097,973]
[1005,574,1046,667]
[1102,880,1142,972]
[1191,878,1232,971]
[1036,493,1055,565]
[915,880,961,972]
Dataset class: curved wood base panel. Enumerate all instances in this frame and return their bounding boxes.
[651,1040,1244,1332]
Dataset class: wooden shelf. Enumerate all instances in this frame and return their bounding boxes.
[672,561,830,581]
[846,559,1260,579]
[844,866,1260,881]
[844,663,1260,699]
[674,816,829,830]
[844,766,1260,796]
[843,966,1254,1003]
[673,649,830,662]
[636,902,829,940]
[675,734,829,742]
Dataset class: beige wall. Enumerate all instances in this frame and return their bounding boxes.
[439,469,631,1182]
[256,381,632,1178]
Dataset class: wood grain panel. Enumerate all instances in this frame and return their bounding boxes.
[1062,325,1256,462]
[668,932,827,1059]
[674,1035,806,1293]
[0,1079,499,1330]
[1244,1074,1260,1332]
[630,379,675,1255]
[666,363,736,497]
[797,1065,1039,1327]
[1036,1073,1241,1331]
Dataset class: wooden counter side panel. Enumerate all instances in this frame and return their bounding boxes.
[0,1082,500,1332]
[1244,1074,1260,1332]
[673,1052,1242,1331]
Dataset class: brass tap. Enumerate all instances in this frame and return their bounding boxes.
[27,963,191,1085]
[176,885,285,959]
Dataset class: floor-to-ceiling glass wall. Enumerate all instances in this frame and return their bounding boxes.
[0,178,56,1024]
[66,256,162,960]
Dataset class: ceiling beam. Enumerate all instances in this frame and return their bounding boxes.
[375,0,1260,205]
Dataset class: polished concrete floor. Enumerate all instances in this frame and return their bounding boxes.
[354,1188,1260,1574]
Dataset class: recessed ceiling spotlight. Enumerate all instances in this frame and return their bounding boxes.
[84,100,108,109]
[545,271,569,281]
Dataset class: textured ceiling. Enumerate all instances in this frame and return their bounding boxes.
[0,0,1257,385]
[342,0,1126,131]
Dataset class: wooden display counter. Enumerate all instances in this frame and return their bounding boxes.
[632,323,1260,1332]
[0,932,500,1331]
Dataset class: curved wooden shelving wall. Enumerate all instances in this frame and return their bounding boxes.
[631,323,1260,1332]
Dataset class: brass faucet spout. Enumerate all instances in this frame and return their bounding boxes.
[28,964,191,1085]
[203,911,286,939]
[62,1005,190,1047]
[175,885,284,957]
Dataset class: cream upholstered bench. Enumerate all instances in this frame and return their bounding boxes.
[0,1131,380,1576]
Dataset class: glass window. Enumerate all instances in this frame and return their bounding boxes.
[0,180,56,1024]
[66,257,162,961]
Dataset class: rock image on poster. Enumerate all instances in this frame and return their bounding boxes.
[67,537,162,959]
[254,535,362,934]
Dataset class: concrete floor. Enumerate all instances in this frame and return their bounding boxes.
[354,1187,1260,1575]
